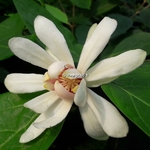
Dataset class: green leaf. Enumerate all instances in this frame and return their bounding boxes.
[45,4,69,24]
[0,92,63,150]
[108,32,150,57]
[0,68,9,82]
[139,8,150,29]
[13,0,80,63]
[70,0,92,9]
[0,14,24,60]
[109,14,133,38]
[102,62,150,136]
[91,0,119,16]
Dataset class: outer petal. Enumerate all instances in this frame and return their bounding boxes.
[24,91,59,113]
[74,79,87,107]
[4,73,44,93]
[34,16,74,66]
[20,113,46,143]
[86,49,146,87]
[33,99,73,128]
[54,80,74,100]
[77,17,117,73]
[8,37,55,69]
[79,102,109,140]
[87,89,128,137]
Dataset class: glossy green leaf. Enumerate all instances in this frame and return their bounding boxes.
[13,0,81,62]
[0,92,63,150]
[0,14,24,60]
[70,0,92,9]
[45,4,69,24]
[108,32,150,57]
[102,62,150,136]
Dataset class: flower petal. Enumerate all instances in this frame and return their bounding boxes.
[34,15,74,66]
[8,37,55,69]
[74,79,87,107]
[24,91,59,113]
[4,73,44,93]
[87,89,128,138]
[19,113,46,143]
[86,49,146,87]
[33,99,73,128]
[79,102,109,140]
[54,80,74,100]
[77,17,117,73]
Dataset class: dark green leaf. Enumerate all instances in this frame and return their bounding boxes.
[109,14,133,38]
[45,4,69,24]
[70,0,92,9]
[0,92,63,150]
[0,14,24,60]
[102,62,150,136]
[0,68,9,82]
[13,0,81,62]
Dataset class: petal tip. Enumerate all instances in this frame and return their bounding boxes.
[19,132,34,143]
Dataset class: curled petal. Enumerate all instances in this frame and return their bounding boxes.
[86,49,147,87]
[34,16,74,66]
[54,80,74,100]
[33,99,73,128]
[74,79,87,107]
[24,91,59,113]
[8,37,55,69]
[79,102,109,140]
[77,17,117,73]
[4,73,44,93]
[87,89,128,138]
[19,113,47,143]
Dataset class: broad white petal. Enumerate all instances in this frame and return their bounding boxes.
[79,102,109,140]
[19,113,46,143]
[87,89,128,137]
[33,99,73,128]
[34,16,74,66]
[86,49,146,87]
[24,91,59,113]
[4,73,44,93]
[54,80,74,100]
[77,17,117,73]
[74,79,87,107]
[9,37,55,69]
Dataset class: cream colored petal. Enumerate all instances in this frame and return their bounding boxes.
[19,113,46,143]
[87,89,128,137]
[33,99,73,128]
[54,80,74,100]
[74,79,87,107]
[34,15,74,66]
[79,102,109,140]
[9,37,55,69]
[24,91,59,113]
[86,49,146,87]
[4,73,44,93]
[77,17,117,73]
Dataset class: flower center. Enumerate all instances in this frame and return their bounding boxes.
[43,61,83,94]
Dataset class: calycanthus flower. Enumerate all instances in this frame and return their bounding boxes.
[5,15,146,143]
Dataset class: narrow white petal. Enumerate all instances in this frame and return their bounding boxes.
[77,17,117,73]
[74,79,87,107]
[79,102,109,140]
[33,99,73,128]
[86,49,146,87]
[4,73,44,93]
[24,91,59,113]
[87,89,128,137]
[19,113,46,143]
[34,16,74,66]
[9,37,55,69]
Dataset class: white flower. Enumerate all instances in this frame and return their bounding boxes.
[4,16,146,143]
